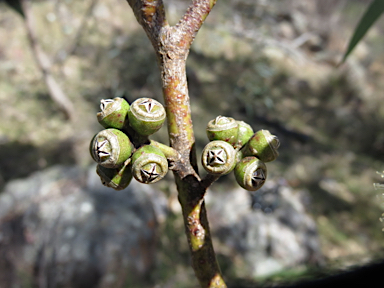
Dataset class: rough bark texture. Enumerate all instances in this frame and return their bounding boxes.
[125,1,227,287]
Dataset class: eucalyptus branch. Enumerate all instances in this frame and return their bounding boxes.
[124,1,226,287]
[200,173,220,190]
[126,0,168,47]
[176,0,217,50]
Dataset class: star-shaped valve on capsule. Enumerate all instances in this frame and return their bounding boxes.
[202,140,237,175]
[251,168,266,188]
[100,99,114,111]
[140,163,161,183]
[139,99,155,113]
[95,139,111,162]
[127,98,166,136]
[207,149,226,166]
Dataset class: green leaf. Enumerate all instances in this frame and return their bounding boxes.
[341,0,384,63]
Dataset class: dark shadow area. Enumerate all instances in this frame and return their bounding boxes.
[0,140,76,191]
[227,258,384,288]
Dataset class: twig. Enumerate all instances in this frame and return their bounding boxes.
[201,173,220,190]
[125,1,226,287]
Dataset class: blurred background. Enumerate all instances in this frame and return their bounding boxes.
[1,0,384,287]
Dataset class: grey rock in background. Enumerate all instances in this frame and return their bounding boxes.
[207,179,322,277]
[0,165,165,288]
[0,164,322,287]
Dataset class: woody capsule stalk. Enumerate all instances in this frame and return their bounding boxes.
[157,21,227,288]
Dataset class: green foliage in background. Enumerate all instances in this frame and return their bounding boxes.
[342,0,384,62]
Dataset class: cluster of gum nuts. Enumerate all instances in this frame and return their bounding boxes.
[202,116,279,191]
[90,97,280,191]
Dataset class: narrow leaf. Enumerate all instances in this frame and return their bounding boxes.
[341,0,384,63]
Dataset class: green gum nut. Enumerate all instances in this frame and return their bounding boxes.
[97,97,130,129]
[242,129,280,162]
[206,116,239,146]
[131,145,168,184]
[234,156,267,191]
[201,140,237,175]
[127,98,166,136]
[96,160,133,190]
[90,128,134,168]
[236,121,254,149]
